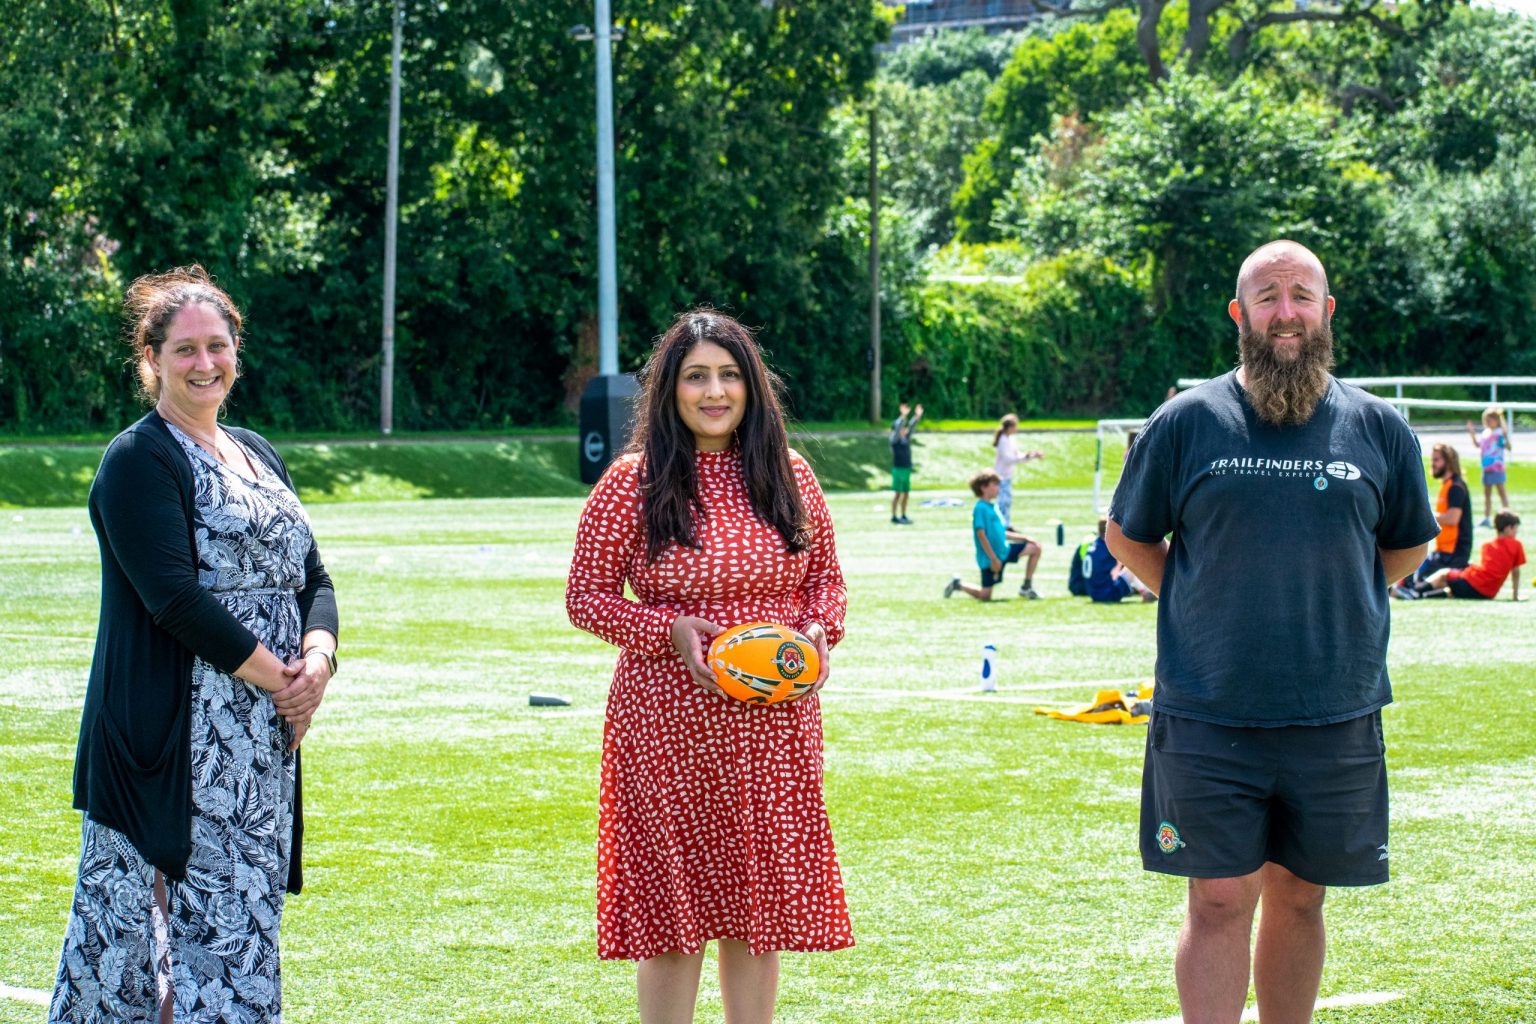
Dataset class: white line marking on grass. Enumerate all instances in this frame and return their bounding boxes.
[527,707,607,718]
[0,631,93,643]
[831,688,1067,704]
[0,983,50,1006]
[1123,990,1405,1024]
[831,678,1148,702]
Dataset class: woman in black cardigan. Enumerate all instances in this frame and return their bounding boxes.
[50,267,338,1024]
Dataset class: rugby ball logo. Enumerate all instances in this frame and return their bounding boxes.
[774,641,806,680]
[1325,461,1361,480]
[707,622,821,705]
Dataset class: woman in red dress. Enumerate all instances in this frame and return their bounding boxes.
[566,310,852,1023]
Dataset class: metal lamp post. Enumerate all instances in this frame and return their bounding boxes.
[572,2,637,483]
[380,0,403,435]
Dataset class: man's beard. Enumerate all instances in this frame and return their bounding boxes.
[1238,311,1334,427]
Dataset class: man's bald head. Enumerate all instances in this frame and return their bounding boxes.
[1235,240,1329,304]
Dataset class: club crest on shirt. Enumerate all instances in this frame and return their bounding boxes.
[1314,476,1328,491]
[1156,821,1186,854]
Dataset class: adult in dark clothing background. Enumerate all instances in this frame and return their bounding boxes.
[889,402,922,524]
[1393,442,1473,597]
[50,267,338,1024]
[1108,241,1437,1024]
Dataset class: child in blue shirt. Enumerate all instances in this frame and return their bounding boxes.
[943,470,1042,600]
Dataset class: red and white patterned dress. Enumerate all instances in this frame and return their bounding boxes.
[566,445,853,961]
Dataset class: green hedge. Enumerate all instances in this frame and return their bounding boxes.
[885,251,1150,418]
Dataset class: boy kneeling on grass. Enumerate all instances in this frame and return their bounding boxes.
[944,470,1042,601]
[1396,508,1524,601]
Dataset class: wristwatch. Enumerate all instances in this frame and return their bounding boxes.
[303,646,338,676]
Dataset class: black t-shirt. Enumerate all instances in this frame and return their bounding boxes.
[890,415,917,469]
[1110,372,1439,727]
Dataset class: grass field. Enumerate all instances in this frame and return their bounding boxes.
[5,428,1533,510]
[0,429,1109,509]
[2,452,1534,1022]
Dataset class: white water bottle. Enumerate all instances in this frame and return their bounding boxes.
[980,643,997,693]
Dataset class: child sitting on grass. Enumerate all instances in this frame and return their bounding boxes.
[944,470,1042,601]
[1083,516,1157,603]
[1399,508,1524,601]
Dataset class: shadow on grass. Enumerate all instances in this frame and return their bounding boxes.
[0,449,105,508]
[790,436,891,491]
[280,440,589,502]
[0,437,894,507]
[5,433,1506,507]
[0,440,591,508]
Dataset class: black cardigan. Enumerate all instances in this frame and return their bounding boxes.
[72,410,338,891]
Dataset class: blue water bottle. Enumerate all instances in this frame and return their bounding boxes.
[981,643,997,693]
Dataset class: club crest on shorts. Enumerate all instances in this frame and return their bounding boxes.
[774,641,807,679]
[1156,821,1186,854]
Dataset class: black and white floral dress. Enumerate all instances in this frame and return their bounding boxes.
[50,424,312,1024]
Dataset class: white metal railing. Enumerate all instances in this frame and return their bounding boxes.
[1098,382,1533,511]
[1382,397,1536,412]
[1175,374,1535,429]
[1177,375,1536,403]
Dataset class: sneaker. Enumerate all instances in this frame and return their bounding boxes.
[1390,583,1419,600]
[897,516,913,525]
[891,516,901,525]
[943,576,962,599]
[1018,584,1040,600]
[1479,517,1492,527]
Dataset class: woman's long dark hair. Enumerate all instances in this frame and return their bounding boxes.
[629,309,809,562]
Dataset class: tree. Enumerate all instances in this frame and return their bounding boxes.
[880,25,1029,87]
[1370,147,1536,376]
[953,9,1151,243]
[1038,0,1465,83]
[1379,7,1536,174]
[0,1,890,432]
[1,0,139,433]
[995,71,1382,386]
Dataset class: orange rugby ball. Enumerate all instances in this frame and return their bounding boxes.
[707,622,821,705]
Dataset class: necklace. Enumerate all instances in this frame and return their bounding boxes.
[184,426,222,449]
[159,409,224,460]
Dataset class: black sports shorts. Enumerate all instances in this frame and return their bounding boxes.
[1140,710,1389,886]
[1446,574,1489,600]
[980,540,1029,588]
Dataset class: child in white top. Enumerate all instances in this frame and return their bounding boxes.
[991,413,1043,526]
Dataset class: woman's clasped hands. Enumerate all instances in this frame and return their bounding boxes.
[273,651,332,750]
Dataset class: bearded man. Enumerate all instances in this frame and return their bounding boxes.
[1392,442,1473,597]
[1106,240,1439,1024]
